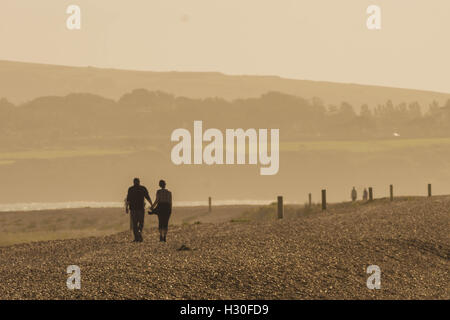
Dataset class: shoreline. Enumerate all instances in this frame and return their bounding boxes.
[0,200,274,213]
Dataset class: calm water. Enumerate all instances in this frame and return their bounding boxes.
[0,200,273,212]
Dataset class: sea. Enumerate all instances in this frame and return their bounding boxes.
[0,200,274,212]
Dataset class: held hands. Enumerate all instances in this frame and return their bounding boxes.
[148,203,157,215]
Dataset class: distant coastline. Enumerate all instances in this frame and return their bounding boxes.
[0,200,274,212]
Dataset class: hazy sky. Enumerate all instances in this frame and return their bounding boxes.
[0,0,449,93]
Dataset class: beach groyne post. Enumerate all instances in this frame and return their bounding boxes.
[369,187,373,201]
[308,193,312,207]
[390,184,394,201]
[208,197,212,212]
[321,189,326,210]
[428,184,432,197]
[277,196,283,219]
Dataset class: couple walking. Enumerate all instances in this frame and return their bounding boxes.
[351,186,369,201]
[125,178,172,243]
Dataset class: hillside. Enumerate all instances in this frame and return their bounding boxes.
[0,196,448,299]
[1,60,449,108]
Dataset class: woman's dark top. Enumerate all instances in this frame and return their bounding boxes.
[154,188,172,229]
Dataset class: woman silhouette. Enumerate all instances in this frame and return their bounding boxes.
[151,180,172,242]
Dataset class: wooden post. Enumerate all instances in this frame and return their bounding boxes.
[321,189,326,210]
[369,187,373,201]
[428,184,432,197]
[208,197,212,212]
[308,193,312,207]
[277,196,283,219]
[390,184,394,201]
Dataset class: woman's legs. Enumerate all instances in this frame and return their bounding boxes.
[158,216,164,241]
[162,213,171,241]
[157,205,171,242]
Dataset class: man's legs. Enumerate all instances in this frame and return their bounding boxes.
[130,210,140,241]
[136,209,145,242]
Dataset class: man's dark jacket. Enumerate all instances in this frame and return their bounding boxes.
[127,185,151,210]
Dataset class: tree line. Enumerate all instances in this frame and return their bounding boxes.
[1,89,450,147]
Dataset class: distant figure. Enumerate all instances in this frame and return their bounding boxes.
[363,188,368,201]
[126,178,152,242]
[351,187,357,202]
[151,180,172,242]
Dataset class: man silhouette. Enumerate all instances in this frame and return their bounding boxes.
[351,187,357,202]
[126,178,152,242]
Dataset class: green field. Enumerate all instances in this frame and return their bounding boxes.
[280,137,450,153]
[0,148,135,162]
[0,160,15,166]
[1,137,449,164]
